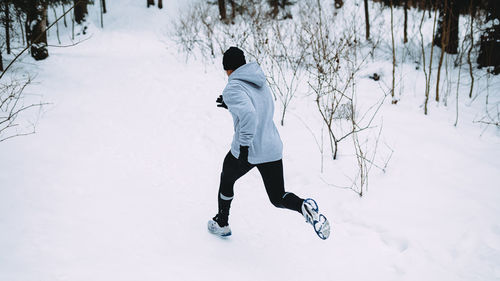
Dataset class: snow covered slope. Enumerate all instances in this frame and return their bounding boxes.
[1,1,499,281]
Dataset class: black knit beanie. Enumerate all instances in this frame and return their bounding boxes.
[223,47,246,71]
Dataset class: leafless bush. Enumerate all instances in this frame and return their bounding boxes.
[0,75,46,142]
[171,0,267,61]
[171,1,225,61]
[171,0,305,126]
[298,0,375,160]
[297,0,389,196]
[259,20,307,126]
[474,72,500,130]
[350,123,393,196]
[172,0,391,196]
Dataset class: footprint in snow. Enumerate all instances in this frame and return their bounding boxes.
[379,233,410,253]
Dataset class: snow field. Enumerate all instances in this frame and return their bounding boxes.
[1,1,500,281]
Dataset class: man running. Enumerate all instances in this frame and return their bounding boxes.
[208,47,330,240]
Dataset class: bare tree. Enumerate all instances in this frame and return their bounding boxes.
[171,1,223,60]
[364,0,369,40]
[264,21,307,126]
[435,0,449,102]
[229,0,236,20]
[467,1,475,98]
[403,0,408,44]
[218,0,227,22]
[390,0,396,103]
[99,0,104,27]
[433,0,459,54]
[52,6,61,44]
[348,123,390,197]
[419,9,429,114]
[474,73,500,129]
[454,21,470,126]
[0,76,46,142]
[62,4,68,27]
[424,7,439,115]
[299,0,376,160]
[269,0,279,18]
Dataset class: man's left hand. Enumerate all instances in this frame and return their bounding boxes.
[216,95,228,109]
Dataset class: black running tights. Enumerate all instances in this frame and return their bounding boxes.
[217,151,304,220]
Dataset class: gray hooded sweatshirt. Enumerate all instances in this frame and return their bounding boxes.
[222,62,283,164]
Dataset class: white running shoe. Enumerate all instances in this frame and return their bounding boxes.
[301,198,331,240]
[207,215,232,237]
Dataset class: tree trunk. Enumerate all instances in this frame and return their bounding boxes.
[16,13,25,46]
[364,0,370,40]
[433,3,446,47]
[147,0,155,8]
[102,0,107,13]
[99,0,104,28]
[62,5,67,27]
[74,0,88,24]
[419,10,429,114]
[0,49,3,72]
[433,0,458,54]
[27,1,49,60]
[24,20,29,48]
[229,0,236,20]
[435,0,449,102]
[218,0,227,22]
[390,0,396,102]
[53,7,61,44]
[269,0,279,18]
[403,0,408,44]
[158,0,163,9]
[71,9,74,40]
[435,48,445,102]
[447,0,459,54]
[468,2,475,98]
[425,8,438,114]
[4,1,11,54]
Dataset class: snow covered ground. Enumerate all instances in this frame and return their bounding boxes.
[1,1,500,281]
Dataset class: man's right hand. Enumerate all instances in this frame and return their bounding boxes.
[216,95,228,109]
[238,146,250,168]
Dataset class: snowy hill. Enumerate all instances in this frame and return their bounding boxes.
[1,1,500,281]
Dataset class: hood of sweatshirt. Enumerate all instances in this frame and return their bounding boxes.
[228,62,266,88]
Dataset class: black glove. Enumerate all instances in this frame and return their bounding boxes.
[238,146,250,168]
[216,95,228,109]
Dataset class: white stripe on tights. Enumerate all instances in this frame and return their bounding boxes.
[220,193,233,201]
